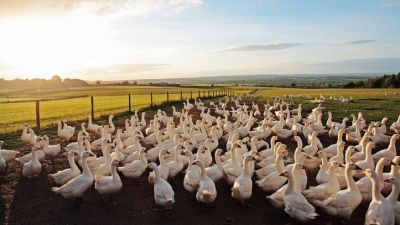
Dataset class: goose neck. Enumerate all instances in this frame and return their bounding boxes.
[276,159,285,174]
[328,168,339,186]
[285,173,295,195]
[387,180,400,204]
[390,165,399,178]
[345,166,358,191]
[371,173,383,202]
[81,156,92,177]
[389,136,397,149]
[243,160,253,177]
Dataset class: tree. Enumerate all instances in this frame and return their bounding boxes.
[290,82,296,87]
[96,80,101,85]
[51,75,62,81]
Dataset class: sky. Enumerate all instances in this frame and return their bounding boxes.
[0,0,399,81]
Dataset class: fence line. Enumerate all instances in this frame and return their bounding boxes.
[0,89,235,135]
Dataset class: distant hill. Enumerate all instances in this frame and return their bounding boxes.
[344,72,400,88]
[99,73,381,87]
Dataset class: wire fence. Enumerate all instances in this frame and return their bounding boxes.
[0,89,235,135]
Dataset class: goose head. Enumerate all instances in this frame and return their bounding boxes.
[392,156,400,166]
[81,151,94,159]
[148,162,157,170]
[363,168,375,178]
[111,159,119,166]
[278,170,290,178]
[384,176,400,186]
[192,160,204,168]
[328,161,339,172]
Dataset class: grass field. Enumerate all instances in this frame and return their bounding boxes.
[252,87,400,125]
[0,86,252,134]
[1,85,399,135]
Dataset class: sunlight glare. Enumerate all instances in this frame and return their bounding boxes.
[0,16,112,79]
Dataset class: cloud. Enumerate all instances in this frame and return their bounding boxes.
[0,0,203,17]
[382,1,400,8]
[217,43,301,53]
[335,40,376,46]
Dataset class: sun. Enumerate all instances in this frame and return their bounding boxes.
[0,15,112,79]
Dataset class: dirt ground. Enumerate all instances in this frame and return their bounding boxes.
[0,100,394,225]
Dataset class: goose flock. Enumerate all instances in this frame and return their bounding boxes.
[2,95,400,224]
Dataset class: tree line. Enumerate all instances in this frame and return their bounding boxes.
[0,75,89,89]
[343,72,400,88]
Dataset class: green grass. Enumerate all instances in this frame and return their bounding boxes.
[0,85,252,134]
[252,87,400,124]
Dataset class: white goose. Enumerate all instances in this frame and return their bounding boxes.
[95,159,122,199]
[148,162,175,209]
[172,106,182,118]
[316,151,329,184]
[49,151,80,186]
[51,151,94,206]
[328,142,346,164]
[322,128,345,158]
[314,163,362,219]
[193,160,217,204]
[42,136,61,157]
[357,157,391,201]
[21,123,32,144]
[183,150,202,192]
[148,149,169,183]
[266,163,305,209]
[390,115,400,134]
[118,148,148,179]
[205,149,224,182]
[22,146,42,178]
[302,161,340,204]
[280,169,318,222]
[256,154,287,192]
[94,143,112,179]
[231,155,254,204]
[356,142,375,171]
[57,120,75,141]
[223,144,244,185]
[372,134,400,162]
[364,169,395,225]
[166,145,184,178]
[0,142,19,163]
[385,176,400,225]
[87,115,101,134]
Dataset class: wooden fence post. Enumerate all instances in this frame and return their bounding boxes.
[198,90,200,99]
[203,90,205,98]
[90,96,94,119]
[167,91,169,102]
[208,90,210,97]
[128,94,131,112]
[180,90,183,101]
[190,91,193,100]
[150,92,153,107]
[35,100,40,129]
